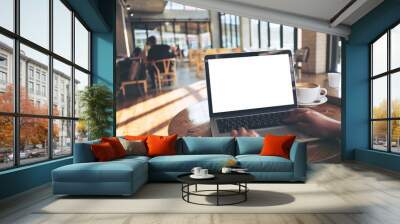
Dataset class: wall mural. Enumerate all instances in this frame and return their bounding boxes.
[115,1,341,163]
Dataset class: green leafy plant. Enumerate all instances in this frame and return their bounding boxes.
[79,84,113,140]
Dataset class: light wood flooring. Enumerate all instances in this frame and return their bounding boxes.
[1,162,400,224]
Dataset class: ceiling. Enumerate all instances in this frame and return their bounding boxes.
[224,0,352,24]
[172,0,384,37]
[122,0,384,37]
[124,0,166,13]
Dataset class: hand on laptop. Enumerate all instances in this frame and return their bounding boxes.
[283,108,341,138]
[231,127,260,137]
[230,108,340,138]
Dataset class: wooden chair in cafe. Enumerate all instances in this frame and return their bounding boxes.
[150,58,177,90]
[120,58,148,96]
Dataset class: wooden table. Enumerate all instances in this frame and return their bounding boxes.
[168,100,342,163]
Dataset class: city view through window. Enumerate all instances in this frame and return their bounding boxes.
[0,0,91,170]
[371,23,400,153]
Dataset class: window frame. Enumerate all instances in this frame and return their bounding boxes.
[0,0,92,171]
[369,20,400,154]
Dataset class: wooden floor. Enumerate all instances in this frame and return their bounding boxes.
[1,162,400,224]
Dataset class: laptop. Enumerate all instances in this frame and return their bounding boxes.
[205,50,311,139]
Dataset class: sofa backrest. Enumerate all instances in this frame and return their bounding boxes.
[179,137,236,155]
[235,137,264,155]
[74,139,100,163]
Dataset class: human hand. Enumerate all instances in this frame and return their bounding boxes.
[230,127,260,137]
[283,108,340,138]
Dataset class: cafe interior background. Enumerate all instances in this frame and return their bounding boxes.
[115,0,343,163]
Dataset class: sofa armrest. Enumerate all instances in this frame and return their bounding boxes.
[289,141,307,181]
[73,140,100,163]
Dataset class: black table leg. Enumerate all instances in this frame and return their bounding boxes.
[216,184,219,206]
[195,184,198,192]
[245,183,247,201]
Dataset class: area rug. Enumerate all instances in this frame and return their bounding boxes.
[37,183,361,214]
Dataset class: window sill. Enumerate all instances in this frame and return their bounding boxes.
[0,156,72,176]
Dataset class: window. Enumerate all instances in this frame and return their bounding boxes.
[260,21,269,49]
[132,21,211,55]
[0,71,6,85]
[199,23,211,49]
[0,53,7,88]
[0,1,91,170]
[20,0,49,49]
[219,13,241,48]
[21,44,49,115]
[161,22,175,46]
[165,1,205,11]
[0,35,14,112]
[146,23,161,45]
[28,67,34,80]
[74,17,90,70]
[74,69,89,142]
[28,82,34,94]
[187,22,199,49]
[41,85,46,97]
[53,0,72,60]
[283,26,295,51]
[36,84,41,95]
[370,23,400,153]
[270,23,281,49]
[133,23,147,49]
[53,59,72,117]
[250,19,259,49]
[0,0,14,31]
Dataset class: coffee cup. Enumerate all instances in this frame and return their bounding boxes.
[296,82,327,104]
[328,73,341,88]
[191,167,202,176]
[221,167,232,174]
[199,169,209,176]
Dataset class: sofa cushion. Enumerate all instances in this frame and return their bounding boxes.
[53,158,147,183]
[260,135,296,159]
[149,154,235,172]
[101,137,127,158]
[236,137,264,155]
[119,138,147,156]
[180,137,235,155]
[147,135,178,157]
[236,155,293,172]
[91,142,118,161]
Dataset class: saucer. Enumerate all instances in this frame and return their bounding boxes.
[190,174,215,179]
[298,96,328,107]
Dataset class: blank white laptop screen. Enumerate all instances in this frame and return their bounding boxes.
[207,54,295,114]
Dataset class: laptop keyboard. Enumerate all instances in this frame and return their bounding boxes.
[215,111,290,133]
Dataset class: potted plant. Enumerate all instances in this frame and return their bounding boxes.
[79,84,113,140]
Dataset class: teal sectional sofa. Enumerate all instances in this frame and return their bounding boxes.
[52,137,307,196]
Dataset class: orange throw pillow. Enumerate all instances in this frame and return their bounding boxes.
[259,134,296,159]
[146,134,178,157]
[101,137,127,158]
[91,142,117,162]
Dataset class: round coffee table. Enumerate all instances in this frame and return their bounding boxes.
[177,173,255,206]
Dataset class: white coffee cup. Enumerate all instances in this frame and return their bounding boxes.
[191,167,202,176]
[328,73,341,88]
[199,169,208,176]
[221,167,232,174]
[296,82,327,104]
